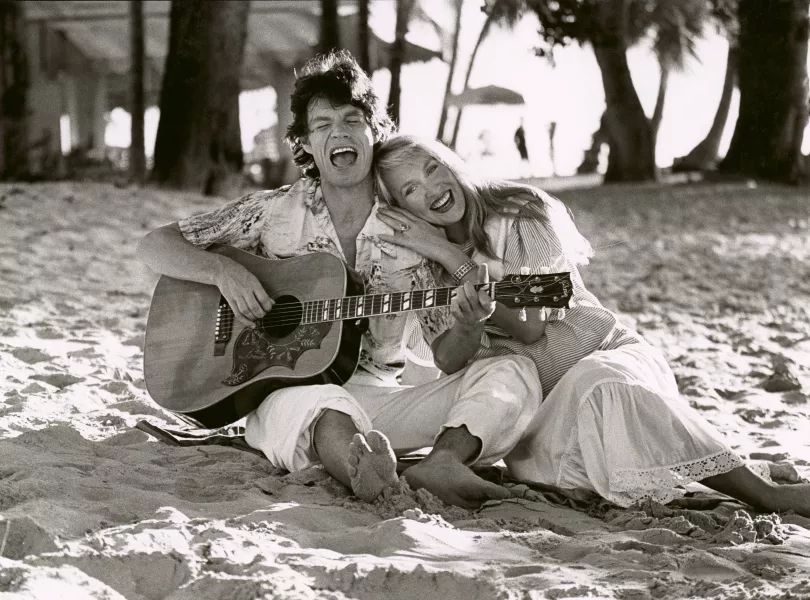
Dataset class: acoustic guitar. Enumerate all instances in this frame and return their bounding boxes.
[144,245,573,428]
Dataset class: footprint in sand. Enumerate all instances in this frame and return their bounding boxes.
[10,347,54,364]
[0,516,59,560]
[20,382,49,394]
[35,327,64,340]
[28,373,85,389]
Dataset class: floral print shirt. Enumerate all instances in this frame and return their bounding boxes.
[178,177,442,383]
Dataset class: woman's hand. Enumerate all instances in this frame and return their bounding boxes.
[451,266,496,333]
[430,265,494,374]
[376,206,452,262]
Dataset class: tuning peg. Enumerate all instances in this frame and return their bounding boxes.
[519,307,527,322]
[538,307,547,321]
[520,266,531,275]
[556,308,566,320]
[539,266,551,275]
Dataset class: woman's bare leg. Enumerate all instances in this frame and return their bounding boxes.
[700,465,810,517]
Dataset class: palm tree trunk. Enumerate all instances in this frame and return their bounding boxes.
[650,62,669,149]
[449,12,494,148]
[591,0,656,182]
[674,44,738,172]
[719,0,808,183]
[320,0,340,54]
[358,0,371,73]
[130,0,146,184]
[151,0,249,195]
[0,0,28,180]
[388,0,415,125]
[436,0,464,141]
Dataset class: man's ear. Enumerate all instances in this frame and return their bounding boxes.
[300,136,312,154]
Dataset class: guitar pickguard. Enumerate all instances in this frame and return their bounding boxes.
[222,322,332,386]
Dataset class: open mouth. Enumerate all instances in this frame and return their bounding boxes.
[430,190,454,213]
[330,147,358,167]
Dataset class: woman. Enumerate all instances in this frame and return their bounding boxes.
[372,133,810,516]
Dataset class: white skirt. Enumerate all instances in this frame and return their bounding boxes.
[505,343,745,506]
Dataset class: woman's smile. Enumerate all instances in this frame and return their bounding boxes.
[430,190,454,213]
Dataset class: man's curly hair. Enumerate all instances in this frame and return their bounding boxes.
[286,50,395,178]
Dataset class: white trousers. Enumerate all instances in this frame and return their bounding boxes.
[244,355,542,473]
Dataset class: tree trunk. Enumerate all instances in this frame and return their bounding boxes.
[719,0,809,183]
[436,0,464,142]
[576,112,608,174]
[449,12,494,148]
[151,0,249,195]
[320,0,340,55]
[591,0,657,182]
[650,62,669,149]
[130,0,146,184]
[388,0,415,125]
[0,0,28,180]
[674,44,738,172]
[358,0,371,73]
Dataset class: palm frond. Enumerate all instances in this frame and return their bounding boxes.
[650,0,709,70]
[484,0,527,29]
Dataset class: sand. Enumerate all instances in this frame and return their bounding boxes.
[1,179,809,599]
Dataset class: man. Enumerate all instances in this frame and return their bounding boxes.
[514,118,529,162]
[137,50,541,508]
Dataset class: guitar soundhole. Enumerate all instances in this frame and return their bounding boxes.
[261,295,302,339]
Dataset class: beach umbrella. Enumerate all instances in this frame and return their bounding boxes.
[449,85,525,107]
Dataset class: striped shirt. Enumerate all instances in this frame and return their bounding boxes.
[412,199,642,398]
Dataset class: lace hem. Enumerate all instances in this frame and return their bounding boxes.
[609,449,745,505]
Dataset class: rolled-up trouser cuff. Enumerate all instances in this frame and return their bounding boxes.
[244,383,373,472]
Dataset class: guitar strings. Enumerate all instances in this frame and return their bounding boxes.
[216,294,569,330]
[213,279,570,329]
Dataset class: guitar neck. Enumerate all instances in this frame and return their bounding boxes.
[301,284,485,324]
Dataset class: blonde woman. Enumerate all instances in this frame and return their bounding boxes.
[371,133,810,516]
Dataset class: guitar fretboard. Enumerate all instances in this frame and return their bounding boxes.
[302,285,484,324]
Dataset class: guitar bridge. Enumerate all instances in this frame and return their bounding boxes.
[214,296,232,356]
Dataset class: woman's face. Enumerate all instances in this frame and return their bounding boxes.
[383,152,466,227]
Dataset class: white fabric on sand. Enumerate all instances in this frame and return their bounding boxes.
[507,343,745,506]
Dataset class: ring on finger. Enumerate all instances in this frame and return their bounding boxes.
[399,223,410,232]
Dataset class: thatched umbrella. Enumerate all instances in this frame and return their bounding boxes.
[449,85,525,107]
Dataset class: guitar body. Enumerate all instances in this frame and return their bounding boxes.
[144,247,365,428]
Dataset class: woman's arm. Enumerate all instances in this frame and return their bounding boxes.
[431,321,483,374]
[430,275,496,374]
[379,207,548,347]
[488,303,547,344]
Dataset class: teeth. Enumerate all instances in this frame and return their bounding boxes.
[431,190,451,210]
[330,147,355,156]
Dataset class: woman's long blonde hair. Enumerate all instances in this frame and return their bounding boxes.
[373,134,593,265]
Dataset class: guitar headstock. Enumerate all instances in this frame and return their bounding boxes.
[490,272,573,309]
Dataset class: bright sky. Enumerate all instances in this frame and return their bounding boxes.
[104,1,810,179]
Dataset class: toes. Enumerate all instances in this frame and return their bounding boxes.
[465,481,511,504]
[365,430,394,456]
[483,482,511,501]
[350,433,372,455]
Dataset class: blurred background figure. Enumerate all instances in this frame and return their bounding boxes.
[514,117,528,161]
[548,121,557,177]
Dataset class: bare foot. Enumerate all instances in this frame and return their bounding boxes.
[402,451,511,509]
[771,482,810,518]
[348,430,399,503]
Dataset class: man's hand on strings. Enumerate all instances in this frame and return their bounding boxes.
[214,259,275,328]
